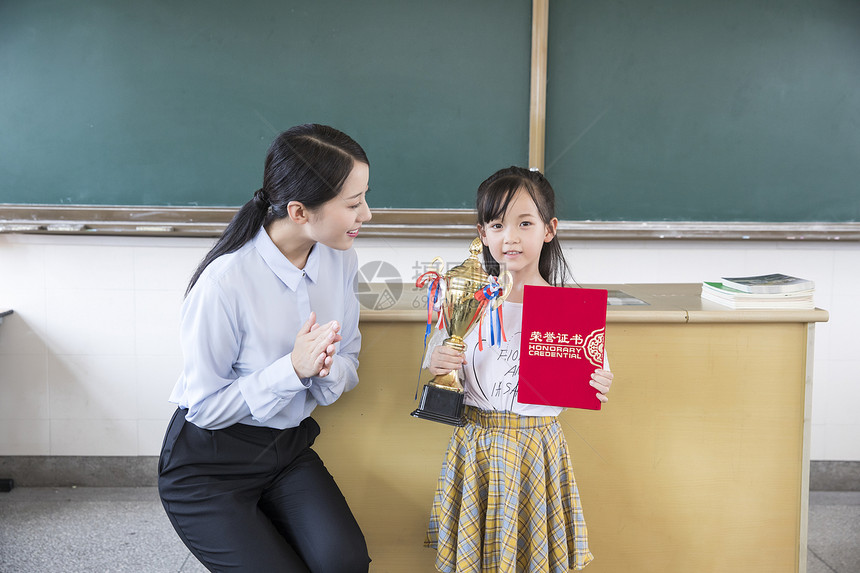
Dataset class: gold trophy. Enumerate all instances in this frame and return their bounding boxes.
[411,237,510,426]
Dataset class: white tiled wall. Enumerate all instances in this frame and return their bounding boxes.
[0,233,857,459]
[0,234,207,455]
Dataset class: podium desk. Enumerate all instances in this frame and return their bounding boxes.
[0,309,13,492]
[310,284,827,572]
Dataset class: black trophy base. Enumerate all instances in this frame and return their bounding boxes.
[411,384,465,427]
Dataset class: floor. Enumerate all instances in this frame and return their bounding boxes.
[0,488,857,572]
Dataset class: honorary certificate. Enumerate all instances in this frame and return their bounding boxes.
[517,285,608,410]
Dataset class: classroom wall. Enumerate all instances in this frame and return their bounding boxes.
[0,233,856,461]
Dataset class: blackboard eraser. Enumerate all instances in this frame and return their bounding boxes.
[46,223,86,232]
[0,224,45,232]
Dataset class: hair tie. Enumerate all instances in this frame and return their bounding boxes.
[253,189,270,209]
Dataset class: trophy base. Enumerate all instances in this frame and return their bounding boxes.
[411,384,465,427]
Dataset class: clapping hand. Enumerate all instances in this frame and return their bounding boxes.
[291,312,342,379]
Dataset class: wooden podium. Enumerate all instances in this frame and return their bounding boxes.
[311,284,827,572]
[0,309,14,492]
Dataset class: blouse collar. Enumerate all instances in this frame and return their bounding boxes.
[253,227,319,290]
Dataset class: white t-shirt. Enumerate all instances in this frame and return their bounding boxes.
[425,300,609,417]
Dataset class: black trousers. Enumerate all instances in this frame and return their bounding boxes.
[158,409,370,572]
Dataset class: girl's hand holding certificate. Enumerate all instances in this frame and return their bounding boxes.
[590,369,614,403]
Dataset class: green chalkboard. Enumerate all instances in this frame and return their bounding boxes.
[545,0,860,222]
[0,0,530,208]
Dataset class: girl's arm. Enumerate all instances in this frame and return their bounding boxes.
[427,345,467,376]
[421,328,467,375]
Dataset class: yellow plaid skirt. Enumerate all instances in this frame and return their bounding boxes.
[425,407,593,572]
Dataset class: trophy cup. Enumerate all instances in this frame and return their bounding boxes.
[411,237,510,426]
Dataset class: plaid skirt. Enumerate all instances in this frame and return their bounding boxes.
[425,406,593,572]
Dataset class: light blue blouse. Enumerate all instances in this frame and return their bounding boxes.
[169,227,361,430]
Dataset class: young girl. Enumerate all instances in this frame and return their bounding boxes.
[425,166,614,572]
[158,124,372,572]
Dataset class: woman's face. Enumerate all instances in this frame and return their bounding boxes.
[306,161,372,250]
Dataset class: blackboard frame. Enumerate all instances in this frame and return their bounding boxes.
[1,0,532,211]
[1,204,857,241]
[543,0,860,224]
[2,0,859,240]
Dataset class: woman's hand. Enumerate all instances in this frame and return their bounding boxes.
[291,312,342,379]
[591,369,614,403]
[428,345,466,376]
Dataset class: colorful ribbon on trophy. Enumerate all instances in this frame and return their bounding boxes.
[416,270,445,347]
[473,276,506,351]
[414,270,445,399]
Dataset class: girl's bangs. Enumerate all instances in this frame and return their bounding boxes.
[480,177,530,224]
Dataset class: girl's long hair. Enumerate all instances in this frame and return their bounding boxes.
[476,166,572,287]
[186,124,369,295]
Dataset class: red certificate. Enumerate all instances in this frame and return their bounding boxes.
[518,285,608,410]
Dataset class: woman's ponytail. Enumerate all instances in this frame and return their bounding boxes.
[185,194,269,295]
[252,189,270,210]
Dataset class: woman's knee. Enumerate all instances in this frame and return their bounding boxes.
[307,532,370,573]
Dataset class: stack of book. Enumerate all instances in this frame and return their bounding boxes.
[701,274,815,309]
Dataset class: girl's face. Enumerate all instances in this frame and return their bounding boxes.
[306,161,372,250]
[478,188,557,279]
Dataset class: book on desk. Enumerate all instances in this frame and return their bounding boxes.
[701,274,815,309]
[720,273,814,294]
